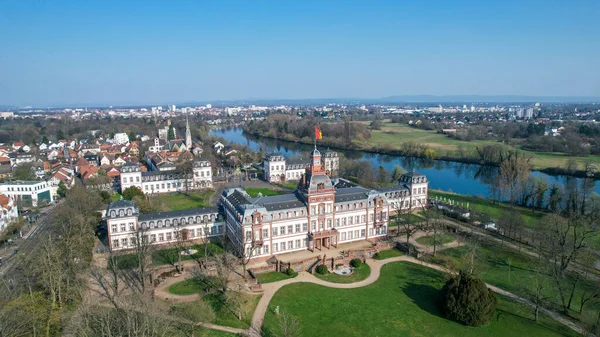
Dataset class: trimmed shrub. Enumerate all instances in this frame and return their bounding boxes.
[316,264,328,274]
[438,271,497,327]
[350,258,363,268]
[285,268,295,276]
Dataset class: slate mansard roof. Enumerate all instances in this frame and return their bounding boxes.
[138,206,220,222]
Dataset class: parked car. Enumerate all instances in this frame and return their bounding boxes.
[484,221,498,231]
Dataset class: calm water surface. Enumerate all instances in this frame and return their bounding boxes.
[210,127,598,196]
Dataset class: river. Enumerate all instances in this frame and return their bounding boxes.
[209,127,598,196]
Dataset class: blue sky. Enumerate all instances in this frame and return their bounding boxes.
[0,0,599,106]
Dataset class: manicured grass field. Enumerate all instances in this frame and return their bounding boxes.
[263,262,577,337]
[429,190,546,229]
[150,190,214,211]
[255,271,298,284]
[314,264,371,284]
[416,234,455,246]
[374,248,404,260]
[368,122,600,170]
[435,242,600,321]
[152,243,224,266]
[244,188,285,198]
[110,193,122,202]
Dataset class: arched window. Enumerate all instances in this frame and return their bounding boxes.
[127,208,133,216]
[119,209,124,216]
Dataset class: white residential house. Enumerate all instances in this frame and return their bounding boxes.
[213,141,225,153]
[39,143,48,151]
[113,157,127,167]
[100,155,115,166]
[47,150,60,161]
[114,133,130,145]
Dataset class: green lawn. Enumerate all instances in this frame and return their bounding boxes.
[172,292,261,329]
[369,122,600,170]
[203,292,262,329]
[110,193,122,202]
[276,181,298,190]
[416,234,455,246]
[255,271,298,284]
[435,242,600,321]
[429,190,546,229]
[314,264,371,284]
[244,188,285,198]
[374,248,404,260]
[150,190,215,211]
[152,243,224,266]
[193,328,238,337]
[107,253,139,270]
[168,277,219,295]
[263,262,577,337]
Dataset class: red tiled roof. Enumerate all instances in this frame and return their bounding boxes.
[80,166,99,180]
[76,157,90,167]
[13,142,25,147]
[0,194,9,207]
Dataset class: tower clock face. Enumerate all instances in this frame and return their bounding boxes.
[315,160,320,165]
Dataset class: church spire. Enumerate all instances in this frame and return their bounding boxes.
[185,112,192,151]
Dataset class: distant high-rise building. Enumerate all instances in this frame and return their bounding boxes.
[525,108,534,119]
[206,104,212,109]
[185,112,192,151]
[169,104,177,112]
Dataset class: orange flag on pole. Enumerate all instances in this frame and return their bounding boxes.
[315,126,323,140]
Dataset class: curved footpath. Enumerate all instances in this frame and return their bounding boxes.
[154,252,587,336]
[248,256,587,337]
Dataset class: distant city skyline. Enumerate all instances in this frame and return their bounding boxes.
[1,0,599,106]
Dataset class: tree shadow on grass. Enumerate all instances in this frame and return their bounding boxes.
[154,248,179,266]
[402,282,445,319]
[495,308,572,336]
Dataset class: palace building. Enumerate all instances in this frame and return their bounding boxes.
[105,147,428,259]
[105,200,223,251]
[119,159,212,194]
[263,148,339,183]
[221,147,427,260]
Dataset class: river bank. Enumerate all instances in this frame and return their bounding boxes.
[209,127,600,196]
[242,129,596,179]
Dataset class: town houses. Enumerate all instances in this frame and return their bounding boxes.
[105,146,429,260]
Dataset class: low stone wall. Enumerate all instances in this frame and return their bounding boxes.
[249,240,396,276]
[248,263,277,276]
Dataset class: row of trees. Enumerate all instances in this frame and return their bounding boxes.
[245,115,372,150]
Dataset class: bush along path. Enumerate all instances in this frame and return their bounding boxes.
[151,252,587,336]
[248,256,587,337]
